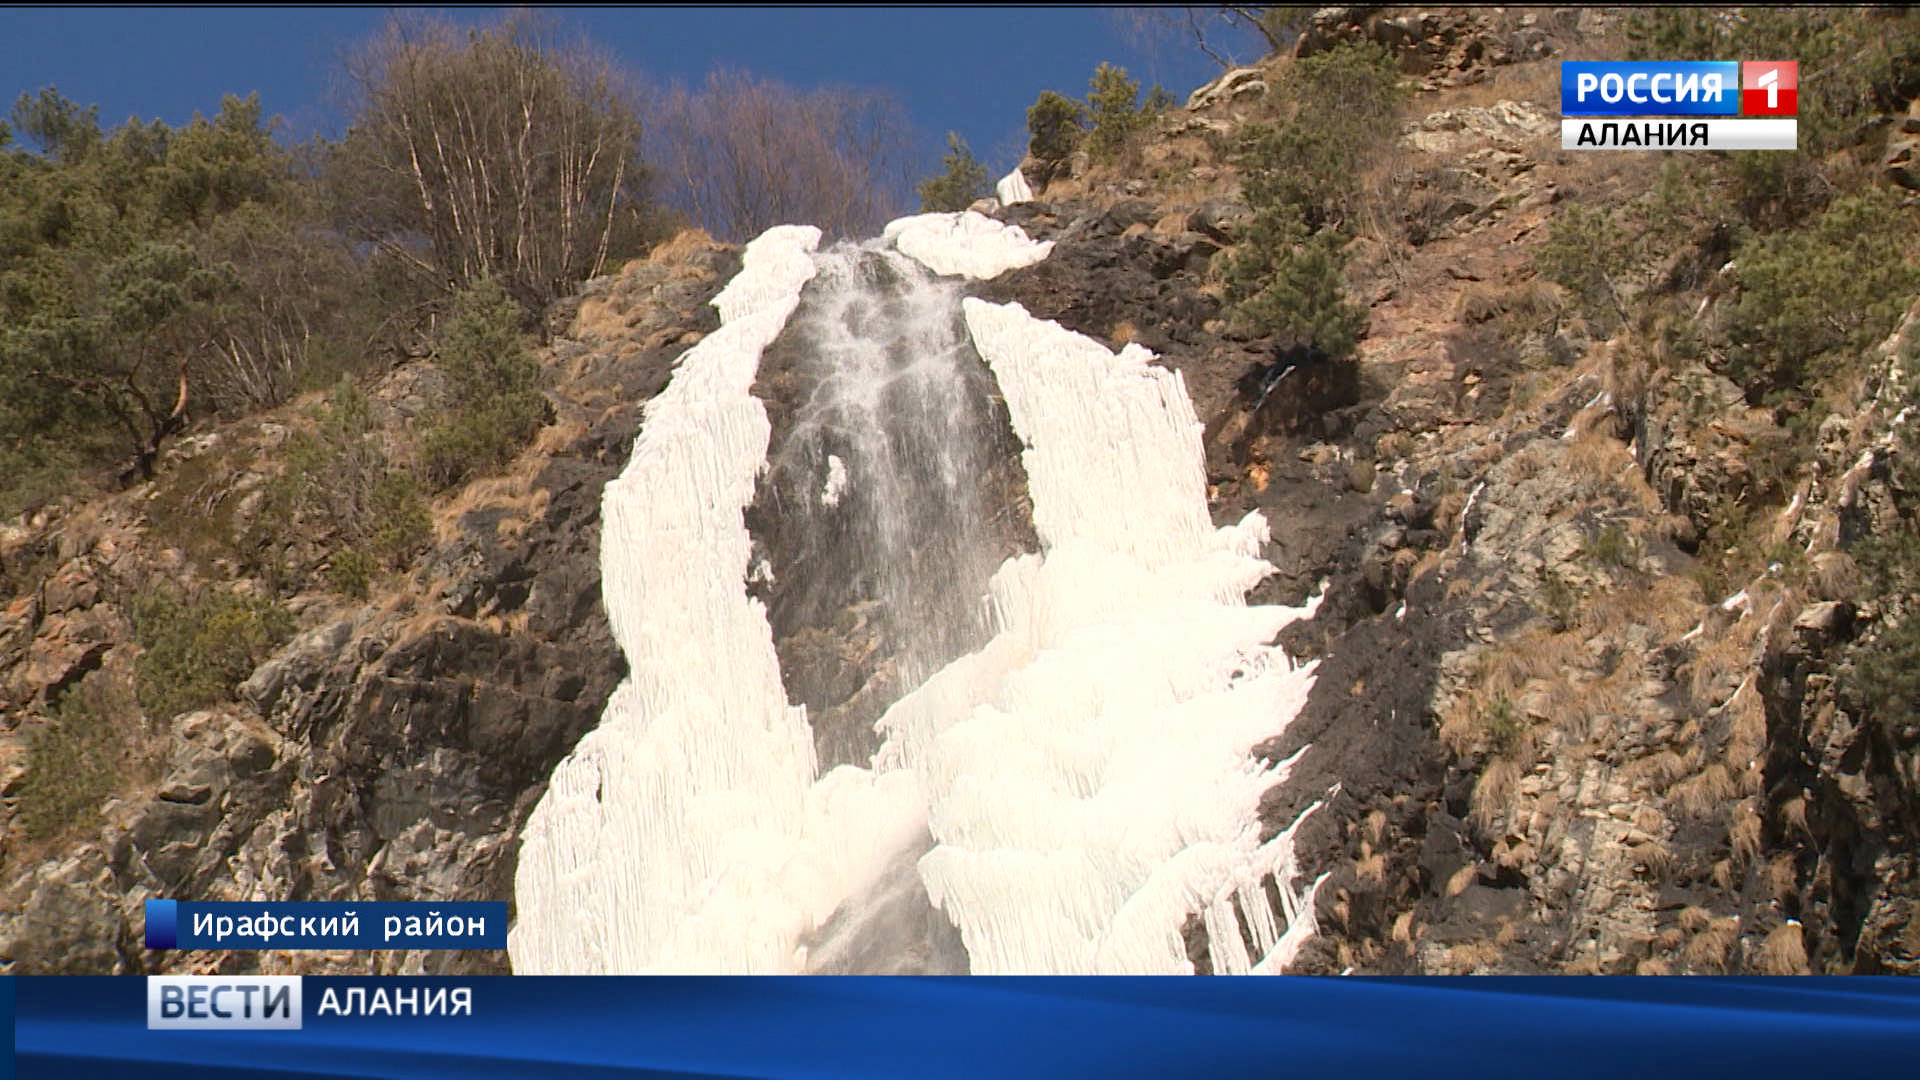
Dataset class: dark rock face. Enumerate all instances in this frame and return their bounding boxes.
[1752,481,1920,974]
[746,248,1037,772]
[1294,6,1574,87]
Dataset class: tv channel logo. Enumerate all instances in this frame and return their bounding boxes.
[1560,59,1797,150]
[1742,61,1798,116]
[1561,61,1739,117]
[148,975,303,1030]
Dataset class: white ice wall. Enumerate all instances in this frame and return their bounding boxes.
[866,297,1322,975]
[510,225,923,974]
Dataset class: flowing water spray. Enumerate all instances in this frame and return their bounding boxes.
[747,244,1034,771]
[511,213,1326,976]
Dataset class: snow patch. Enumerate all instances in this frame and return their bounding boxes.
[885,211,1052,280]
[995,168,1034,206]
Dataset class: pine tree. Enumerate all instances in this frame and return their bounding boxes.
[1086,62,1144,161]
[917,132,990,212]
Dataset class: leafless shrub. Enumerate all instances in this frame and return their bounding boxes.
[646,67,917,242]
[333,11,652,309]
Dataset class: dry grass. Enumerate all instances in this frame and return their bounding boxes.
[1759,922,1810,975]
[1636,957,1672,976]
[647,227,725,267]
[1494,836,1537,871]
[1494,626,1591,689]
[1446,941,1504,972]
[1769,854,1800,904]
[1565,432,1630,492]
[1453,283,1509,326]
[433,448,554,548]
[1687,629,1755,707]
[1471,756,1525,830]
[1453,280,1562,327]
[1711,857,1735,891]
[1724,680,1768,793]
[1410,545,1450,585]
[1431,489,1471,536]
[1627,748,1689,788]
[531,419,589,457]
[1565,954,1605,976]
[1749,580,1807,652]
[1391,910,1416,944]
[1568,665,1633,729]
[1809,551,1859,603]
[1571,585,1654,642]
[1631,840,1674,880]
[1446,863,1479,898]
[1434,55,1568,113]
[1674,762,1737,819]
[1363,809,1389,847]
[1685,916,1740,971]
[1677,906,1714,934]
[1354,843,1387,884]
[1374,431,1416,460]
[1780,794,1810,837]
[1730,798,1764,867]
[1604,338,1657,406]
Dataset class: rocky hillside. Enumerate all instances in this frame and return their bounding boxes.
[4,6,1918,976]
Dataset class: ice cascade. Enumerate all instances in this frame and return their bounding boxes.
[511,213,1325,975]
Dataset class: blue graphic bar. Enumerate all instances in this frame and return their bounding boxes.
[144,901,507,951]
[14,977,1920,1080]
[1561,61,1740,116]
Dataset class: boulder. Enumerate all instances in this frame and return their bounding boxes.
[1884,100,1920,191]
[1186,67,1268,112]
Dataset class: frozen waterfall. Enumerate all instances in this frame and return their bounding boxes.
[509,211,1325,975]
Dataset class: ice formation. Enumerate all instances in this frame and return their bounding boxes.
[511,212,1326,976]
[995,167,1035,206]
[884,211,1052,280]
[509,225,924,974]
[875,299,1323,974]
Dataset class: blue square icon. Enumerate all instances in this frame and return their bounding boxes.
[145,898,178,949]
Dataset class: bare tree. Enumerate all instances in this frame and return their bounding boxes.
[1114,6,1313,71]
[331,12,650,310]
[645,68,917,242]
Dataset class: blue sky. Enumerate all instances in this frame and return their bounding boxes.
[1,7,1268,176]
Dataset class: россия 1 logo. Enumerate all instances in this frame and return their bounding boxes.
[1742,61,1798,116]
[1560,60,1797,150]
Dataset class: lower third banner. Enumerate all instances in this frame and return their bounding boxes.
[14,976,1920,1079]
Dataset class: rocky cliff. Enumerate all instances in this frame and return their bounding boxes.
[3,6,1917,976]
